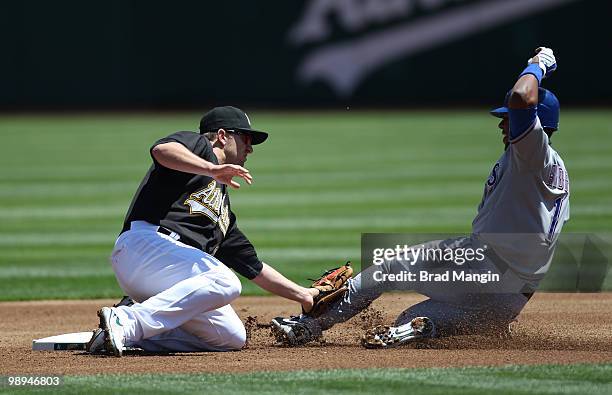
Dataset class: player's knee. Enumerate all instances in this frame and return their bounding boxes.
[209,319,246,351]
[225,324,247,350]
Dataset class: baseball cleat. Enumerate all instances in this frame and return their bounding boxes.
[86,328,106,354]
[271,316,316,346]
[361,317,436,349]
[97,307,126,357]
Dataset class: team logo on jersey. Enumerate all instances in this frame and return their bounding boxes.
[486,163,500,188]
[184,181,230,235]
[546,163,569,192]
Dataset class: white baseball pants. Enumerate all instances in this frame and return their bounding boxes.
[109,221,246,352]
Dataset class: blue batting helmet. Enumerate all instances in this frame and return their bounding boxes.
[490,88,560,131]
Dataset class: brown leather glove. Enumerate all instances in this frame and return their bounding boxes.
[304,262,353,317]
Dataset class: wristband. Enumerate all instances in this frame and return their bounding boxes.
[519,63,543,85]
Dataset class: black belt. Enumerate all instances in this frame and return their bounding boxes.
[157,226,201,250]
[157,226,180,240]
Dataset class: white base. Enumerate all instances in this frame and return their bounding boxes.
[32,331,93,351]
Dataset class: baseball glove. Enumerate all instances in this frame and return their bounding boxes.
[304,262,353,318]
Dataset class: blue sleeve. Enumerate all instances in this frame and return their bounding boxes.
[508,107,537,141]
[519,64,543,85]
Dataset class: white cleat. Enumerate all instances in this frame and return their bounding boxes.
[97,307,126,357]
[362,317,436,349]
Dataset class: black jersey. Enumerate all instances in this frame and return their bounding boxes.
[121,131,263,279]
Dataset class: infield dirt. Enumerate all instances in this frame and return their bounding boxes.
[1,293,611,375]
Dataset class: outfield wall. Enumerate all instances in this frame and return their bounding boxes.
[1,0,610,108]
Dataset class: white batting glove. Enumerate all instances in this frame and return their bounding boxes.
[528,47,557,78]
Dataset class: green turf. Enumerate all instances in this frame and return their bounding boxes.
[4,364,611,394]
[0,110,611,300]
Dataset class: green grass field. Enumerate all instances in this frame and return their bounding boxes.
[6,364,611,394]
[1,111,611,394]
[1,110,611,300]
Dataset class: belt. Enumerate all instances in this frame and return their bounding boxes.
[129,221,201,250]
[157,225,205,251]
[130,220,169,233]
[157,226,181,241]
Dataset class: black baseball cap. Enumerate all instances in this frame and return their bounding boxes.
[199,106,268,145]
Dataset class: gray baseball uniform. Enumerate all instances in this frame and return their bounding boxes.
[300,114,571,337]
[472,116,570,284]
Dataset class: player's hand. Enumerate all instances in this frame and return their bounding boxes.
[210,164,253,189]
[528,47,557,78]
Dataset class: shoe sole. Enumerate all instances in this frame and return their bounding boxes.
[362,318,434,349]
[86,328,106,354]
[97,308,123,357]
[361,325,411,348]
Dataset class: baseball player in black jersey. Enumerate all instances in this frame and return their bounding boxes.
[88,106,319,356]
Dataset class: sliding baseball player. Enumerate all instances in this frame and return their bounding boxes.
[273,47,570,348]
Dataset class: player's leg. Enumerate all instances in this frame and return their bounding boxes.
[112,268,241,342]
[128,304,246,352]
[360,295,527,349]
[271,269,383,344]
[181,304,246,350]
[360,256,531,349]
[392,293,529,336]
[100,221,243,353]
[272,237,466,344]
[311,237,474,331]
[273,236,519,346]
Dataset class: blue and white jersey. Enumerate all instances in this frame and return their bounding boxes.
[472,111,570,282]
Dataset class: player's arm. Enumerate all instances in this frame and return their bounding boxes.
[215,215,318,311]
[152,141,252,188]
[507,47,557,167]
[507,47,556,139]
[508,47,548,111]
[252,263,319,311]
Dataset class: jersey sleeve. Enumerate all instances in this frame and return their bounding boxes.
[150,131,213,165]
[214,212,263,279]
[508,110,551,170]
